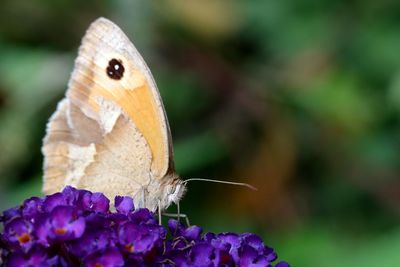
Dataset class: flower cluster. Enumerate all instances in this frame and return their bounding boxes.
[0,186,290,266]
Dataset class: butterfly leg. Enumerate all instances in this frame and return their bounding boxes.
[162,212,190,227]
[158,201,191,226]
[158,200,162,225]
[163,202,190,226]
[142,188,146,208]
[135,188,146,209]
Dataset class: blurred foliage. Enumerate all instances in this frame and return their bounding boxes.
[1,0,400,266]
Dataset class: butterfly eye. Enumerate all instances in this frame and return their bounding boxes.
[167,186,175,195]
[106,58,125,80]
[167,187,173,195]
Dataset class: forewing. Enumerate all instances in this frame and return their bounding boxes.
[43,18,175,199]
[67,17,174,178]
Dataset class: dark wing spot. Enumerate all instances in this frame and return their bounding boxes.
[106,58,125,80]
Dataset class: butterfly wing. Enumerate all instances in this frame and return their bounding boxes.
[42,18,176,207]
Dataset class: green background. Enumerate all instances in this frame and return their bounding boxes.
[1,1,400,266]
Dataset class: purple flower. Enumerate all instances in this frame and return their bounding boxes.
[21,197,43,221]
[214,233,241,262]
[84,247,124,267]
[68,227,115,258]
[129,208,157,225]
[276,261,291,267]
[7,245,59,267]
[118,222,156,254]
[32,205,86,247]
[190,242,215,266]
[46,205,86,241]
[4,218,34,249]
[0,186,290,267]
[169,219,202,241]
[239,244,271,267]
[115,196,134,215]
[1,207,21,225]
[80,192,110,213]
[43,192,71,213]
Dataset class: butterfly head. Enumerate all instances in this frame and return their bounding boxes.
[161,174,186,209]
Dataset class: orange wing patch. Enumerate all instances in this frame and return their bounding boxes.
[93,81,166,179]
[69,66,167,179]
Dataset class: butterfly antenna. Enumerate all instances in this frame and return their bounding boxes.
[183,178,257,191]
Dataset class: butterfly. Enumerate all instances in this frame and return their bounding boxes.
[42,17,186,212]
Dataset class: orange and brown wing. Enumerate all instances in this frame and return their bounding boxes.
[43,18,175,196]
